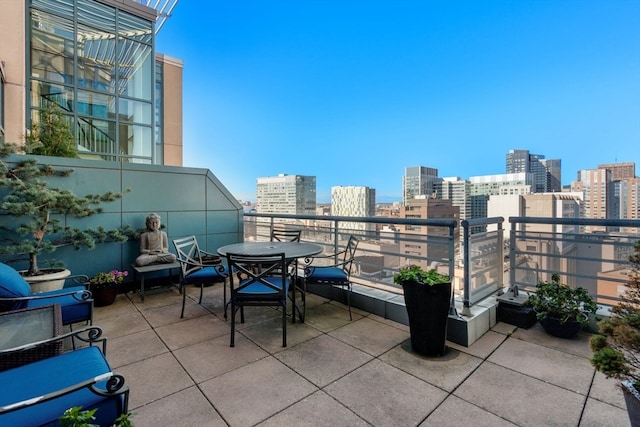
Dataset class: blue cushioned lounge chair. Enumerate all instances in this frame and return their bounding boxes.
[0,262,92,327]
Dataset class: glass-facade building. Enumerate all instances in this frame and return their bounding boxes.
[1,0,182,165]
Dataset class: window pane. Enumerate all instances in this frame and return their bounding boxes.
[77,90,115,119]
[30,10,74,85]
[77,22,116,93]
[118,10,153,44]
[120,124,152,158]
[32,0,73,17]
[117,40,152,100]
[77,118,116,155]
[77,0,115,33]
[118,98,152,125]
[30,81,74,112]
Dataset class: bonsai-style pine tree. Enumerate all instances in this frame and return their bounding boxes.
[0,144,130,276]
[591,240,640,388]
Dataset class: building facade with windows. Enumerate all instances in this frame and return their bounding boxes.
[331,185,376,233]
[256,174,316,215]
[0,0,182,165]
[402,166,440,205]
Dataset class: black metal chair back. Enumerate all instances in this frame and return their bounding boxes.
[270,227,302,242]
[225,252,289,347]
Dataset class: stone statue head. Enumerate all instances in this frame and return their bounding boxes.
[145,213,162,231]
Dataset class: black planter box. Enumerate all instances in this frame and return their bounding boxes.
[497,302,537,329]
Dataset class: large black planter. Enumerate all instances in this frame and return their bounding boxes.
[539,316,583,338]
[401,280,452,357]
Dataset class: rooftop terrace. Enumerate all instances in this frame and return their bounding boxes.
[94,283,631,427]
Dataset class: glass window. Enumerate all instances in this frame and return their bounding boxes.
[28,0,156,163]
[118,98,152,125]
[77,0,116,33]
[117,39,152,100]
[77,117,116,155]
[118,10,153,44]
[31,10,74,85]
[76,90,114,119]
[77,23,116,93]
[120,124,152,157]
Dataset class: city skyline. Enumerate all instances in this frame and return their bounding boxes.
[156,1,640,203]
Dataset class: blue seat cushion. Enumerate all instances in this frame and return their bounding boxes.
[184,266,227,284]
[306,267,349,285]
[0,263,31,312]
[237,277,290,296]
[26,286,91,325]
[0,346,125,426]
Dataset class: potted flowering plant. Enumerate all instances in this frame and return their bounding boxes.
[89,269,128,307]
[393,264,452,357]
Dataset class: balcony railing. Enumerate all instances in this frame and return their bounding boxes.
[243,212,640,310]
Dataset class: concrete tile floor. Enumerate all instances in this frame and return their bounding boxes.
[91,284,632,427]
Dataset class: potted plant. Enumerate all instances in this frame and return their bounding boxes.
[590,240,640,427]
[89,269,129,307]
[0,144,131,292]
[527,273,598,338]
[393,264,452,357]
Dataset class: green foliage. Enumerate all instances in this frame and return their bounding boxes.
[24,102,78,158]
[527,273,598,326]
[60,406,98,427]
[0,151,131,276]
[590,240,640,386]
[60,406,135,427]
[393,264,450,286]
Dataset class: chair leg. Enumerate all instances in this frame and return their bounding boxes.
[346,284,352,321]
[180,283,186,318]
[282,302,287,347]
[198,283,204,305]
[230,304,236,347]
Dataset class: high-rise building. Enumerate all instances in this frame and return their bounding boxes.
[399,196,459,269]
[598,162,636,181]
[1,0,182,165]
[403,166,440,205]
[572,168,612,232]
[256,174,316,215]
[616,177,640,234]
[469,173,534,222]
[506,149,561,193]
[331,185,376,233]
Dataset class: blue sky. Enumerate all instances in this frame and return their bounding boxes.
[156,1,640,203]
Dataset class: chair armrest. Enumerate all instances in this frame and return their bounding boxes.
[0,289,92,304]
[0,371,128,415]
[0,326,107,357]
[65,274,90,285]
[303,249,347,266]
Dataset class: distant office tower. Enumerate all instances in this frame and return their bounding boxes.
[596,162,637,230]
[256,174,316,214]
[331,186,376,233]
[617,178,640,233]
[469,173,534,224]
[434,177,470,221]
[572,168,612,232]
[403,166,440,205]
[506,149,561,193]
[598,162,636,181]
[541,159,562,192]
[399,196,459,269]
